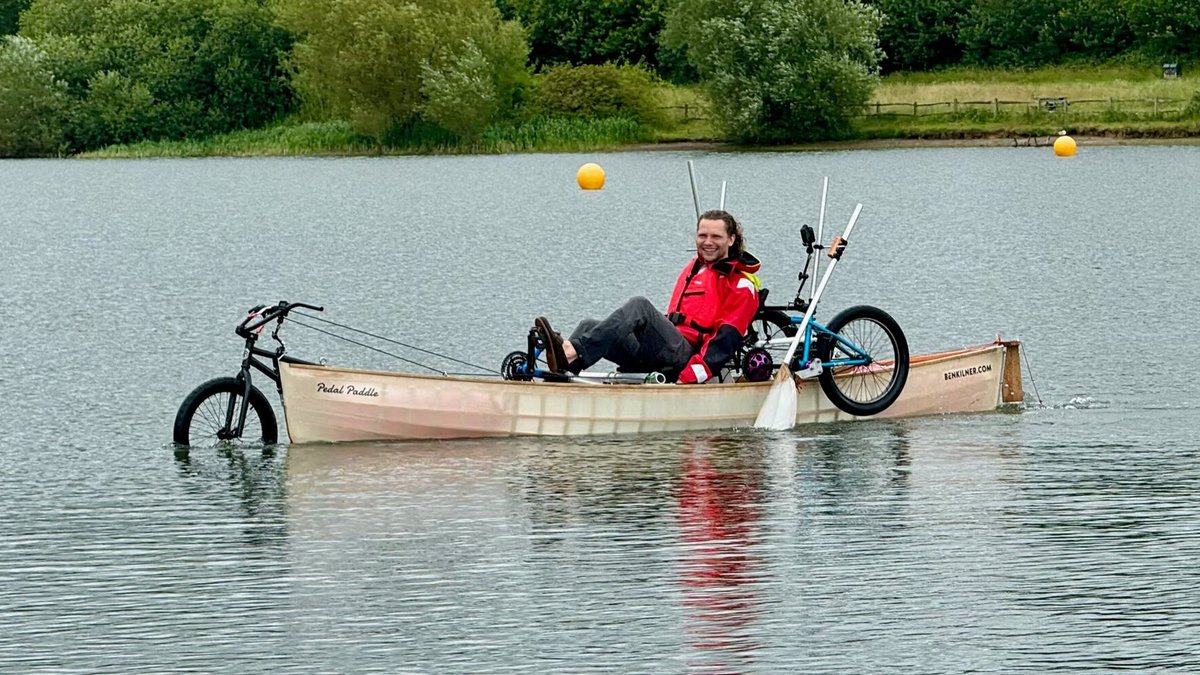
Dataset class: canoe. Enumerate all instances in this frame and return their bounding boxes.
[277,340,1024,443]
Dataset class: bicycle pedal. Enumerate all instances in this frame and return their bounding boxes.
[797,359,823,380]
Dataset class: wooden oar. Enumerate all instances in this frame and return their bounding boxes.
[755,204,863,431]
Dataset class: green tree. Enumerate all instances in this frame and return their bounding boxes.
[666,0,881,143]
[875,0,970,72]
[1,0,31,35]
[20,0,294,150]
[278,0,528,140]
[1048,0,1134,60]
[499,0,692,81]
[960,0,1059,67]
[0,35,67,156]
[1123,0,1200,60]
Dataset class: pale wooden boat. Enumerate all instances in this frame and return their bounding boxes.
[277,340,1024,443]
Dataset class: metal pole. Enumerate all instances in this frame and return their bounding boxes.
[686,160,701,220]
[811,177,828,304]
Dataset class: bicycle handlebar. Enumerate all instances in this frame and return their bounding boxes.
[236,300,324,337]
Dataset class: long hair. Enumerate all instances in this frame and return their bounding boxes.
[697,209,745,259]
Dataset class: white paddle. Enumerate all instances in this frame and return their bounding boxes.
[811,177,828,305]
[754,203,863,430]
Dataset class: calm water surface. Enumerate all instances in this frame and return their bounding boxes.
[1,147,1198,672]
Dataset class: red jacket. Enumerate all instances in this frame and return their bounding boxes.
[667,252,761,383]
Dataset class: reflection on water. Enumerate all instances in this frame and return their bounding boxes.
[676,437,765,672]
[275,425,951,671]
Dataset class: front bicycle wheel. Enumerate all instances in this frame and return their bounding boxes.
[173,377,278,447]
[817,305,909,416]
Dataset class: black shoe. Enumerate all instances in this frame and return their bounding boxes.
[535,317,568,374]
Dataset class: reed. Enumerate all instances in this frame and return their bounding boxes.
[84,117,654,157]
[82,121,376,158]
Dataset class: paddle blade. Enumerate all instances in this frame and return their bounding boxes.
[754,365,798,430]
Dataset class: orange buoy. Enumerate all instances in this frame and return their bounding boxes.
[1053,135,1077,157]
[576,163,605,190]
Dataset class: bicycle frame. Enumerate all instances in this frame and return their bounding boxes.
[222,302,321,439]
[756,312,874,369]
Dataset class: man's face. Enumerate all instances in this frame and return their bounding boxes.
[695,218,734,263]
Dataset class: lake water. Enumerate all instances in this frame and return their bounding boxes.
[2,146,1199,672]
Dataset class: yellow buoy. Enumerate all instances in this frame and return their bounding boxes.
[577,162,605,190]
[1053,135,1077,157]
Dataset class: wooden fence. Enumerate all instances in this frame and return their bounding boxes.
[658,96,1191,122]
[857,96,1188,117]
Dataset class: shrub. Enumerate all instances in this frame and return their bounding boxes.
[666,0,881,143]
[0,36,68,156]
[534,63,665,127]
[278,0,530,141]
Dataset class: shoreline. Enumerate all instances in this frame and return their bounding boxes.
[628,132,1200,153]
[77,129,1200,159]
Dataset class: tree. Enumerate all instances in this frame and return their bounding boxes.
[500,0,692,81]
[277,0,528,141]
[960,0,1059,67]
[875,0,970,73]
[0,36,67,156]
[665,0,881,143]
[20,0,294,150]
[1123,0,1200,60]
[1046,0,1134,61]
[1,0,32,35]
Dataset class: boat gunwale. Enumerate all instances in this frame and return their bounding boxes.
[280,342,1010,390]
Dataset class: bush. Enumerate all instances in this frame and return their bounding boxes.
[666,0,881,143]
[0,36,68,156]
[533,63,665,127]
[278,0,529,141]
[20,0,295,151]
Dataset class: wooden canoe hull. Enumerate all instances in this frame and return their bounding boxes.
[278,341,1022,443]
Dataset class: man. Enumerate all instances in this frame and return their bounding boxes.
[537,209,761,384]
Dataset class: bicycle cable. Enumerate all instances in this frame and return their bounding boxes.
[288,312,494,375]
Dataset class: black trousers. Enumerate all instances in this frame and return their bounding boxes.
[570,296,694,375]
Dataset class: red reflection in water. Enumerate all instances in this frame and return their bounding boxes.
[676,443,764,672]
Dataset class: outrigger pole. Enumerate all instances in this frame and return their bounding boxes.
[687,160,701,219]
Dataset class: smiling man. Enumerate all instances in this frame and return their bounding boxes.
[536,209,761,383]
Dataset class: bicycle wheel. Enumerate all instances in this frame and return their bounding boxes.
[745,309,797,355]
[173,377,278,447]
[816,305,909,416]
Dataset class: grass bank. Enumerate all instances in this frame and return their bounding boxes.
[856,64,1200,140]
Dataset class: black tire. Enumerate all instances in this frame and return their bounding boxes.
[816,305,909,416]
[745,309,797,353]
[173,377,278,447]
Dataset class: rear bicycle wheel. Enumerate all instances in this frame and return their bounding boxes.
[817,305,909,416]
[173,377,278,447]
[745,309,797,357]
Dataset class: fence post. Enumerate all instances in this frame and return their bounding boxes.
[683,103,689,120]
[876,102,881,115]
[913,101,918,116]
[1109,97,1114,111]
[993,98,999,115]
[953,98,958,114]
[1154,97,1159,116]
